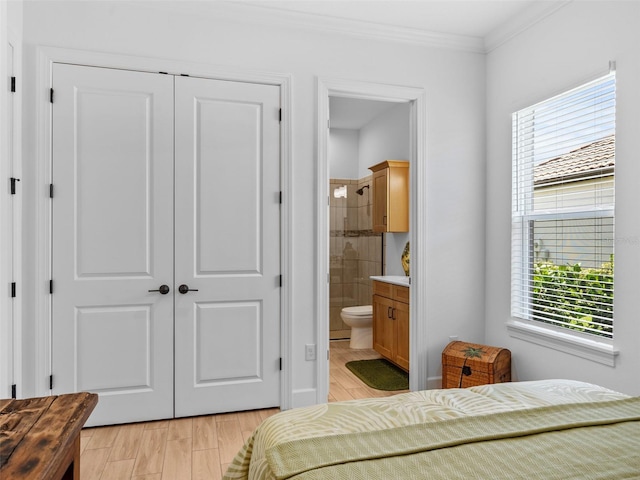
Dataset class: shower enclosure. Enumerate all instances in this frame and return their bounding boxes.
[329,176,383,340]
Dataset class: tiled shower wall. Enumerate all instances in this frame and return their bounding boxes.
[329,176,383,339]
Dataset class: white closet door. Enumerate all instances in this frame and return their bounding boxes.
[51,64,175,426]
[173,76,281,416]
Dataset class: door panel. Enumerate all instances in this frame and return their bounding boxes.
[373,294,394,359]
[372,169,388,231]
[195,301,261,382]
[195,98,262,274]
[174,76,281,416]
[52,64,175,426]
[75,88,154,276]
[394,300,410,371]
[76,306,152,391]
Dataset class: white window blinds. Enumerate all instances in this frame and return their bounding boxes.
[511,72,615,338]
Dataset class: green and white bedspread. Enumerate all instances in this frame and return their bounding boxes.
[222,380,636,480]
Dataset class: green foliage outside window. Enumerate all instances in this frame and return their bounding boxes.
[532,255,614,338]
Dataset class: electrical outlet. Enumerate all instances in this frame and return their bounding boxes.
[305,344,316,361]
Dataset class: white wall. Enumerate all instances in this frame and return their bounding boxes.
[19,1,486,399]
[329,129,359,179]
[359,102,410,177]
[486,1,640,395]
[330,101,410,182]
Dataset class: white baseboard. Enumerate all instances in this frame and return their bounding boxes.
[426,376,442,390]
[290,388,318,409]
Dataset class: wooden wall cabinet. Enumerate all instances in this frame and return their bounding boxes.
[372,280,409,371]
[369,160,409,233]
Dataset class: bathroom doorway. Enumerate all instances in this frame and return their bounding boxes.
[327,95,411,400]
[317,78,427,403]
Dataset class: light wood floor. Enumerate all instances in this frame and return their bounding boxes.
[80,340,409,479]
[328,339,409,402]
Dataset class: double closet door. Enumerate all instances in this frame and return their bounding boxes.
[51,64,281,426]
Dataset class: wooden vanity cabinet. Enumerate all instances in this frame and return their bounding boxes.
[369,160,409,233]
[372,280,409,371]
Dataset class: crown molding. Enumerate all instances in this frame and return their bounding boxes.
[240,2,485,53]
[142,0,486,53]
[484,0,572,53]
[134,0,571,55]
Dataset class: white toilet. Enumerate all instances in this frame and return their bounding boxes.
[340,305,373,349]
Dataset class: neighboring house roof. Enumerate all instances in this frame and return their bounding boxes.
[534,135,615,186]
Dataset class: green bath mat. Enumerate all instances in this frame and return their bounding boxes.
[345,358,409,391]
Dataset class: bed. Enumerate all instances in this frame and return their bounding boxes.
[222,379,640,480]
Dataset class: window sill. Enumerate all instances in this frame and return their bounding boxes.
[506,320,619,367]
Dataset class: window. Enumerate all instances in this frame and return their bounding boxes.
[511,72,615,338]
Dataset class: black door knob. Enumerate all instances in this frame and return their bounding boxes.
[178,284,199,294]
[148,284,170,295]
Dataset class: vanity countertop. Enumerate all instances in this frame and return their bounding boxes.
[370,275,410,287]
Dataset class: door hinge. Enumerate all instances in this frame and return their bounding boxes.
[49,184,54,198]
[279,357,282,371]
[279,191,283,204]
[11,384,16,399]
[279,108,282,123]
[10,77,16,93]
[279,274,283,287]
[49,375,54,390]
[50,88,54,103]
[49,280,53,294]
[11,282,16,298]
[10,177,20,195]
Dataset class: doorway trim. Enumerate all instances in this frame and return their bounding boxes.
[317,77,427,403]
[34,46,293,410]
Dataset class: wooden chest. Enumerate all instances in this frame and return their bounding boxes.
[442,341,511,389]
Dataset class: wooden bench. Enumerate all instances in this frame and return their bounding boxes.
[0,392,98,480]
